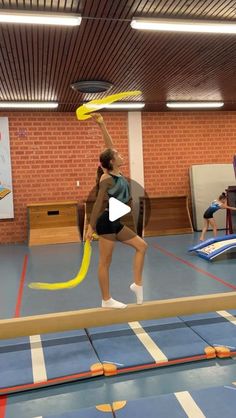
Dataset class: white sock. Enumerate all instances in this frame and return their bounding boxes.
[102,298,127,309]
[130,283,143,304]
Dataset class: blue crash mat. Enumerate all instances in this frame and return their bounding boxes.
[35,404,114,418]
[180,310,236,358]
[32,385,236,418]
[0,329,103,394]
[114,385,236,417]
[188,234,236,260]
[86,317,215,376]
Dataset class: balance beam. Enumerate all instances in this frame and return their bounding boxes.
[1,292,236,340]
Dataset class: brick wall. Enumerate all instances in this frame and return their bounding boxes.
[142,112,236,196]
[1,111,236,243]
[0,112,129,243]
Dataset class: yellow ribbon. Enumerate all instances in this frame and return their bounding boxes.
[28,239,92,290]
[76,90,142,120]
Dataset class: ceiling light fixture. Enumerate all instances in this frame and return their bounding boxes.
[71,80,113,93]
[0,102,59,109]
[166,102,224,109]
[131,18,236,34]
[0,11,81,26]
[103,102,145,109]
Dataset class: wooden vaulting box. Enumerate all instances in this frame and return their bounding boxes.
[139,195,193,237]
[27,201,81,246]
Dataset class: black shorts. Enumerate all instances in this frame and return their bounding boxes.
[203,209,214,219]
[96,210,124,235]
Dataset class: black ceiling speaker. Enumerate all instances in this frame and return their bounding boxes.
[71,80,113,93]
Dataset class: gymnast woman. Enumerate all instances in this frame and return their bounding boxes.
[86,113,148,309]
[200,192,236,241]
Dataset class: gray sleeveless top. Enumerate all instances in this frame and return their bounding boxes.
[108,174,131,204]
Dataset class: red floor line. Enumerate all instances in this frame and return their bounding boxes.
[14,254,28,318]
[3,255,29,416]
[152,243,236,290]
[0,396,7,418]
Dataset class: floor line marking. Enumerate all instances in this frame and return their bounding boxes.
[15,254,28,318]
[129,321,168,362]
[152,243,236,290]
[0,396,7,418]
[175,391,205,417]
[30,335,47,383]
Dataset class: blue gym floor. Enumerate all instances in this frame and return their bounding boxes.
[1,232,236,418]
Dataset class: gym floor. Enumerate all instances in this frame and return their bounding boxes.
[1,231,236,418]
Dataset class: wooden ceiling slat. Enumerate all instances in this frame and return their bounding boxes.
[213,0,236,19]
[163,0,193,16]
[116,27,236,100]
[1,25,25,100]
[36,26,44,100]
[2,1,236,110]
[47,28,70,101]
[106,36,187,99]
[152,39,236,101]
[46,29,59,100]
[41,27,50,100]
[183,0,230,18]
[18,27,33,100]
[111,33,222,101]
[154,0,183,15]
[24,26,37,100]
[137,0,162,15]
[84,22,140,83]
[113,0,140,20]
[199,0,232,18]
[32,28,39,100]
[80,20,130,82]
[71,19,104,81]
[82,0,103,17]
[138,38,218,97]
[56,28,88,104]
[58,20,101,105]
[0,31,14,100]
[69,21,94,80]
[0,30,17,100]
[178,0,214,17]
[93,25,175,93]
[54,29,81,101]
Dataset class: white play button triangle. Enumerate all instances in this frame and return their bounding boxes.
[109,197,131,221]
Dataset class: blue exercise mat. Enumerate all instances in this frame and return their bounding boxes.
[114,385,236,417]
[0,329,103,394]
[31,385,236,417]
[86,317,215,376]
[188,234,236,260]
[180,310,236,358]
[34,404,114,418]
[0,336,34,390]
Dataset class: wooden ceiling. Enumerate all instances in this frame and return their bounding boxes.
[1,1,236,111]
